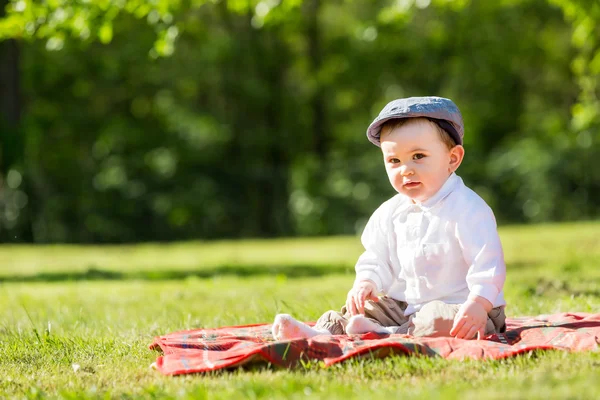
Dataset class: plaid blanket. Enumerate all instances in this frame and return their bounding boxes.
[149,313,600,375]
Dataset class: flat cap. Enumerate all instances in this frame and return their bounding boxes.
[366,96,464,146]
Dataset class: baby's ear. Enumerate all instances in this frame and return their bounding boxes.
[448,145,465,172]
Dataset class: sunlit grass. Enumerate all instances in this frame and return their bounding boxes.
[1,220,598,277]
[0,220,599,398]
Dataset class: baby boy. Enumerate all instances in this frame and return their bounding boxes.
[272,97,507,340]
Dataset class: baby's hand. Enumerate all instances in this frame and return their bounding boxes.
[345,280,379,316]
[449,299,488,340]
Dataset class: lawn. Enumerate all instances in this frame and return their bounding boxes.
[1,221,599,399]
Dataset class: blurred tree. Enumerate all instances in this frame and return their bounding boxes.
[0,0,597,242]
[551,0,599,132]
[0,0,20,170]
[0,0,30,241]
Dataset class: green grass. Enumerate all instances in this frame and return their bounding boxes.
[1,220,599,399]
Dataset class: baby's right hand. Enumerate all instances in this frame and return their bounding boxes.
[345,280,379,316]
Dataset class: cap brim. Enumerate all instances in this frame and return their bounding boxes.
[366,116,403,147]
[367,116,463,147]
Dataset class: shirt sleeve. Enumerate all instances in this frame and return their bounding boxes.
[456,203,506,306]
[354,199,398,294]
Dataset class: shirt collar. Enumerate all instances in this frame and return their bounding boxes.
[416,173,460,211]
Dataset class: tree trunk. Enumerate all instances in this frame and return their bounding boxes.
[305,0,327,158]
[261,33,292,237]
[0,34,32,241]
[0,0,22,170]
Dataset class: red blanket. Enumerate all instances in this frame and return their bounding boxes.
[149,313,600,375]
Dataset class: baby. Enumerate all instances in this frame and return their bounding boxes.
[272,97,506,340]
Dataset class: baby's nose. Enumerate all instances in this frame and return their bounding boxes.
[400,164,414,175]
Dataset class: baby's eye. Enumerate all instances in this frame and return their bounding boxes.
[389,158,401,164]
[413,153,425,160]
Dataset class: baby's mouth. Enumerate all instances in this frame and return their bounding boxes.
[403,181,421,189]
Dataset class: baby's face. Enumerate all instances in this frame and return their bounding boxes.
[380,119,457,203]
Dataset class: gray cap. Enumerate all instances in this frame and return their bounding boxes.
[366,96,464,146]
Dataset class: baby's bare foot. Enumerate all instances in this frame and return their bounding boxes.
[272,314,330,340]
[345,315,396,335]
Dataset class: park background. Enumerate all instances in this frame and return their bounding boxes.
[1,1,600,398]
[0,0,598,244]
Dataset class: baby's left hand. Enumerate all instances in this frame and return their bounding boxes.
[450,300,488,340]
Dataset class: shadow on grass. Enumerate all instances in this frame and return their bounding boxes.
[0,261,543,284]
[0,264,354,283]
[525,277,600,298]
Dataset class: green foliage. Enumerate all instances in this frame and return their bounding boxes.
[0,0,181,47]
[559,0,600,133]
[0,0,598,242]
[0,222,599,397]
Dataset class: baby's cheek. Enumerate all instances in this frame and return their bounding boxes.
[393,175,405,191]
[386,172,397,186]
[389,178,402,192]
[388,170,400,183]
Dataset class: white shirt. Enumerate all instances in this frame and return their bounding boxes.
[355,173,506,316]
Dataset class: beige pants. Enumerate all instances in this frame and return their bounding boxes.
[314,297,506,338]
